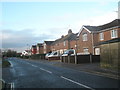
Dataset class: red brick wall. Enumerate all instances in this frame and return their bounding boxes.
[43,44,51,54]
[50,40,77,53]
[32,48,37,54]
[46,45,51,53]
[70,40,77,49]
[51,41,69,52]
[93,33,99,46]
[98,28,120,42]
[39,46,43,54]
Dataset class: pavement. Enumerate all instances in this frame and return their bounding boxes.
[26,59,120,80]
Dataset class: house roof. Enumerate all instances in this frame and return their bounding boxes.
[51,31,78,45]
[32,45,36,48]
[32,45,36,47]
[83,19,120,32]
[37,43,43,47]
[44,41,54,45]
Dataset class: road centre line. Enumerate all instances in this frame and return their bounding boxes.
[61,76,95,90]
[27,62,52,74]
[39,68,52,74]
[31,64,38,68]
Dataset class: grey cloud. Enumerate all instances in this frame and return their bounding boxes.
[2,29,56,49]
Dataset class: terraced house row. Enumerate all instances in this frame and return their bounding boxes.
[30,19,120,70]
[31,19,120,55]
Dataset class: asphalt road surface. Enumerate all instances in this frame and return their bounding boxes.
[2,58,119,89]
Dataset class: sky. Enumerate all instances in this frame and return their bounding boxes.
[1,0,119,52]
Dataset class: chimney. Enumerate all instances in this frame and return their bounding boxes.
[68,29,72,34]
[61,35,64,38]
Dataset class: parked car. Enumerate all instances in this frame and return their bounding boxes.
[62,49,76,56]
[48,51,60,57]
[45,53,51,60]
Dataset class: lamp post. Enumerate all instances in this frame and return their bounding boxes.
[74,37,79,64]
[27,44,31,60]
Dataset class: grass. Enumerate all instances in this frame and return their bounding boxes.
[2,60,11,68]
[0,80,5,90]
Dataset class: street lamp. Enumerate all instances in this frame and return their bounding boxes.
[74,37,79,64]
[27,44,31,60]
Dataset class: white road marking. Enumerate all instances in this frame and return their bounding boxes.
[39,68,52,74]
[61,76,95,90]
[25,62,53,74]
[11,82,14,90]
[31,64,38,68]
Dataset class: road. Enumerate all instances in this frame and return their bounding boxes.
[2,58,119,89]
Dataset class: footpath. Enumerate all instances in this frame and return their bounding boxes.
[27,59,120,80]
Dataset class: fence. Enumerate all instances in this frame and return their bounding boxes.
[61,54,100,64]
[48,56,60,61]
[31,54,46,60]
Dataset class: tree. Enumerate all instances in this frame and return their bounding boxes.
[2,49,17,57]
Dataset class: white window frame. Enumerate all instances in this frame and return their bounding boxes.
[111,30,118,39]
[82,33,88,41]
[44,44,46,49]
[99,32,104,41]
[83,48,89,54]
[95,48,100,55]
[63,41,66,46]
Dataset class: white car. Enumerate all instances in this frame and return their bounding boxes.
[62,49,76,56]
[45,53,51,59]
[48,51,60,57]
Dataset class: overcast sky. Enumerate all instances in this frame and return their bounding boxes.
[1,0,119,52]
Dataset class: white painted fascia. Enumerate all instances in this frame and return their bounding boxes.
[78,25,91,37]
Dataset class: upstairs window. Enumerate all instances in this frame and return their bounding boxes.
[99,32,104,40]
[82,33,87,41]
[111,30,118,39]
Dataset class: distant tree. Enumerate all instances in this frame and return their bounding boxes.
[2,49,17,57]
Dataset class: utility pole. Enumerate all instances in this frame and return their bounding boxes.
[118,1,120,19]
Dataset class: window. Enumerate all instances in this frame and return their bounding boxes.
[99,32,104,40]
[111,30,118,39]
[95,48,100,55]
[83,48,89,54]
[82,33,87,41]
[63,41,66,46]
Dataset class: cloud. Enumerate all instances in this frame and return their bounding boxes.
[1,29,57,51]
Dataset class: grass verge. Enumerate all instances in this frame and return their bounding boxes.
[2,60,11,68]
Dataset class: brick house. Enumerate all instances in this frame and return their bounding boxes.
[97,19,120,70]
[36,43,43,54]
[77,25,100,55]
[78,19,120,55]
[31,45,37,55]
[51,29,78,54]
[43,41,54,54]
